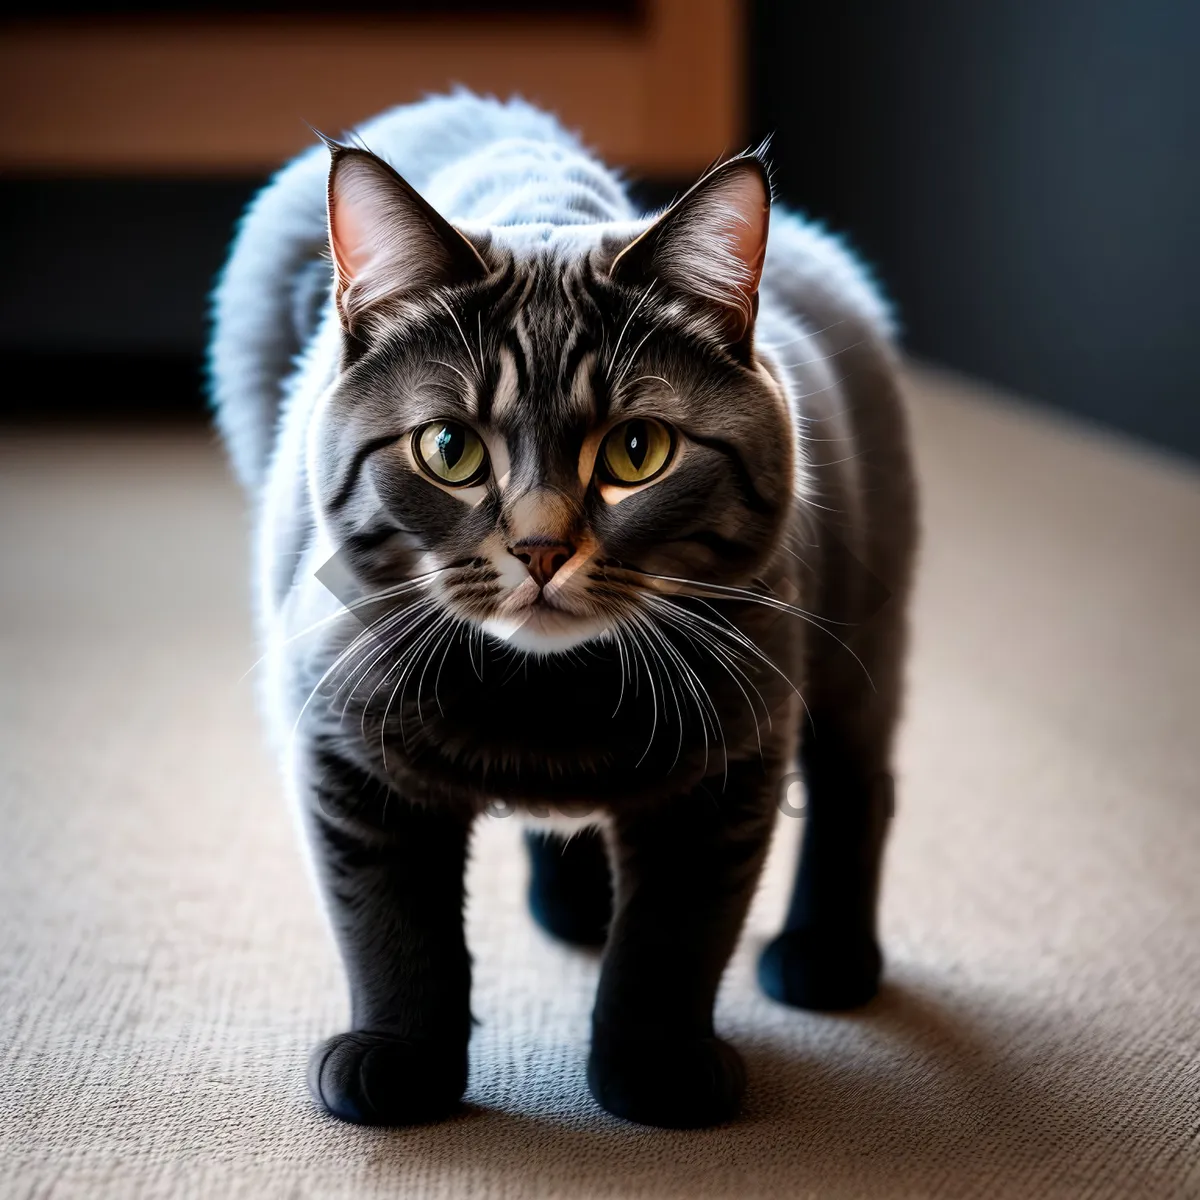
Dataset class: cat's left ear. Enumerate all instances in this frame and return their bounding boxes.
[610,154,770,351]
[326,144,488,334]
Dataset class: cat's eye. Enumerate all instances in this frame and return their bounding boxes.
[413,420,488,486]
[599,418,675,485]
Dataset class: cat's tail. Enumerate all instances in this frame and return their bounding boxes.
[209,90,578,493]
[208,140,331,493]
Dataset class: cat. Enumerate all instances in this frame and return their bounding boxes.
[210,91,917,1129]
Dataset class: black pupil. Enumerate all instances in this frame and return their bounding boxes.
[436,424,466,471]
[625,420,648,470]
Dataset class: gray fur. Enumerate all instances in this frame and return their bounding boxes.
[209,91,917,1130]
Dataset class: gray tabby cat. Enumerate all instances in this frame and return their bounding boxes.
[211,92,916,1129]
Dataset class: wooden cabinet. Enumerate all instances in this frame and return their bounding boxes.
[0,0,742,175]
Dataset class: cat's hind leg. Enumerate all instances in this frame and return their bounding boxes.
[525,827,613,947]
[753,501,912,1008]
[759,537,911,1011]
[758,758,893,1011]
[760,343,916,1011]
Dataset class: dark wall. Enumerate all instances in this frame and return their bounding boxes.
[0,174,676,420]
[753,0,1200,459]
[0,179,251,357]
[0,178,255,420]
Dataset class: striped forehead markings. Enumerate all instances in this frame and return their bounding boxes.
[455,254,621,438]
[568,350,598,420]
[500,325,530,402]
[490,344,522,423]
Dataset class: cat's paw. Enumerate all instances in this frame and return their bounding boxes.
[587,1032,746,1128]
[757,926,882,1011]
[307,1030,467,1126]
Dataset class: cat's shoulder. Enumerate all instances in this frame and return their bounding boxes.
[763,206,895,340]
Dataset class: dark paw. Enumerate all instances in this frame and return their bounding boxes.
[525,829,612,947]
[587,1033,746,1128]
[308,1030,467,1126]
[758,926,882,1011]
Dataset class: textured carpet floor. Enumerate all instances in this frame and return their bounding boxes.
[1,367,1198,1199]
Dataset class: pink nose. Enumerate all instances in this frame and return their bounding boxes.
[509,540,574,588]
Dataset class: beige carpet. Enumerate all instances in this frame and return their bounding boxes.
[2,366,1198,1199]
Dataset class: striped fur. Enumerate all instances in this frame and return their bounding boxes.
[210,92,917,1130]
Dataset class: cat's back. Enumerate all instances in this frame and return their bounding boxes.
[352,92,615,211]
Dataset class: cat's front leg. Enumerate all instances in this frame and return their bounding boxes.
[298,744,472,1126]
[588,761,778,1128]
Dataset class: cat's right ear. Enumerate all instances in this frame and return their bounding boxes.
[326,144,488,334]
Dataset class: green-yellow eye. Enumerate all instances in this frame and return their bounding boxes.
[600,418,674,485]
[414,421,488,486]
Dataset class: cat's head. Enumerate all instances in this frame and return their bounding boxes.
[313,144,797,655]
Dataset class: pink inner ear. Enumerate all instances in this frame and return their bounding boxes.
[328,167,387,286]
[722,171,770,291]
[329,203,372,284]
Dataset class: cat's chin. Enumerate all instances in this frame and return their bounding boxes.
[481,608,610,656]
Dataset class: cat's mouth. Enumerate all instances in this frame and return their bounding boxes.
[495,574,588,620]
[482,579,612,654]
[495,576,558,616]
[530,592,565,613]
[428,550,620,655]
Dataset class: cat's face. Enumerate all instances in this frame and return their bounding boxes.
[314,147,796,655]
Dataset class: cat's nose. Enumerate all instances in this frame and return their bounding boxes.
[509,539,575,588]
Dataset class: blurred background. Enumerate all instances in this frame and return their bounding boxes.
[0,0,1197,458]
[3,8,1200,1192]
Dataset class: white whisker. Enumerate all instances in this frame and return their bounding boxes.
[416,616,461,724]
[686,597,817,731]
[758,317,848,351]
[288,593,437,741]
[240,570,443,682]
[378,609,455,766]
[430,358,476,390]
[624,374,675,393]
[646,596,765,763]
[613,326,659,393]
[433,293,481,378]
[625,568,869,688]
[349,601,441,735]
[607,278,657,379]
[632,612,686,771]
[623,623,660,767]
[635,609,721,780]
[336,597,438,718]
[433,621,465,716]
[773,336,867,371]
